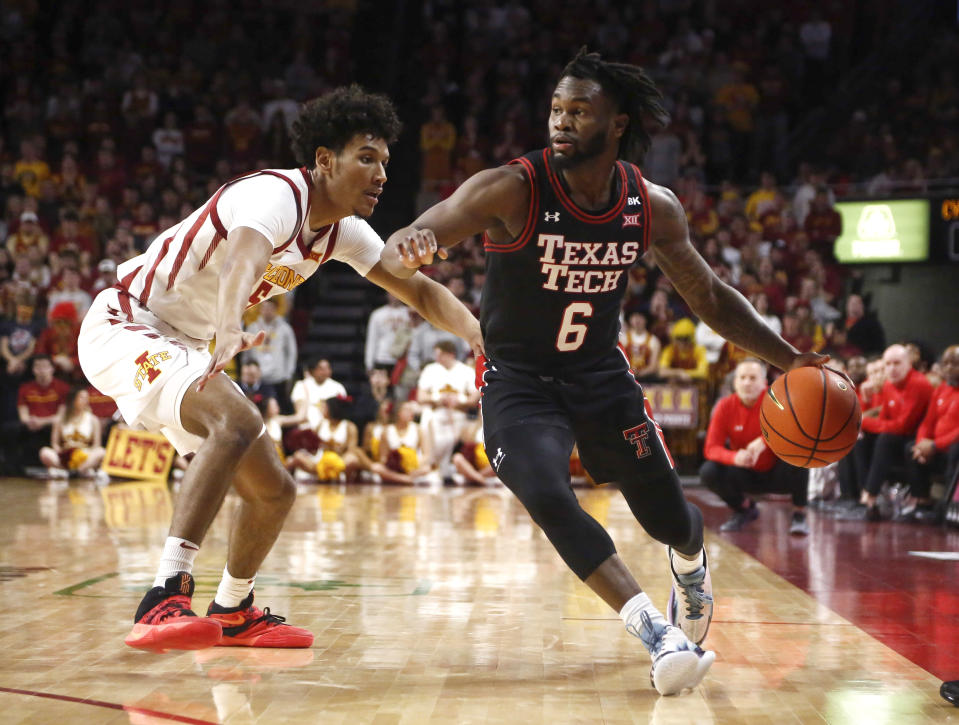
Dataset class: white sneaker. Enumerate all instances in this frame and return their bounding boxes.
[667,548,713,645]
[635,611,715,696]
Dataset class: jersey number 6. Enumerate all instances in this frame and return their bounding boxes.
[556,302,594,352]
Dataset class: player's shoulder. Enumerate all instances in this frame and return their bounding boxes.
[642,180,682,216]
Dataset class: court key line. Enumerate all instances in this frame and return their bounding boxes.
[0,686,217,725]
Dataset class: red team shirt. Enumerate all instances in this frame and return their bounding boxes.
[861,368,933,436]
[18,378,70,417]
[704,392,777,473]
[915,382,959,451]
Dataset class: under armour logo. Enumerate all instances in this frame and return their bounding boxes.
[628,196,641,205]
[623,423,651,459]
[492,447,506,470]
[622,213,642,227]
[544,211,560,222]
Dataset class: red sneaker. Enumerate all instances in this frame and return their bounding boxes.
[125,572,223,652]
[207,592,313,648]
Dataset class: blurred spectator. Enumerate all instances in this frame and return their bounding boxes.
[843,294,885,356]
[621,310,661,381]
[244,297,297,410]
[750,291,782,335]
[713,64,759,180]
[238,360,277,408]
[34,302,80,380]
[6,211,49,257]
[152,111,185,169]
[224,98,262,167]
[855,344,934,521]
[377,400,437,485]
[700,359,809,534]
[85,384,119,439]
[803,187,842,256]
[644,124,682,187]
[352,366,394,435]
[744,171,784,223]
[15,355,69,473]
[694,319,727,370]
[418,104,456,209]
[0,294,40,420]
[38,387,106,481]
[289,396,361,483]
[792,165,834,227]
[13,140,51,196]
[364,294,411,372]
[451,412,498,486]
[416,340,478,423]
[404,312,469,387]
[184,104,220,173]
[290,358,347,432]
[903,345,959,522]
[50,209,98,271]
[89,258,118,296]
[658,318,708,383]
[46,268,92,321]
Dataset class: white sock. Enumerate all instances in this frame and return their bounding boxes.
[214,565,256,609]
[153,536,200,587]
[670,547,704,575]
[620,592,668,646]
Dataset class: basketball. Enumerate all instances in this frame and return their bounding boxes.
[759,366,862,468]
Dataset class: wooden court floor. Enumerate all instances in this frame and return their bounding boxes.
[0,476,955,724]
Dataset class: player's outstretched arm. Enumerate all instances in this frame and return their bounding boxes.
[380,166,529,278]
[646,182,826,373]
[196,226,273,392]
[365,263,484,358]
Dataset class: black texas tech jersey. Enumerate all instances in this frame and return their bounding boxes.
[480,148,651,371]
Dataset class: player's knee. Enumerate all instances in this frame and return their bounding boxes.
[264,471,297,510]
[217,400,265,449]
[521,487,579,530]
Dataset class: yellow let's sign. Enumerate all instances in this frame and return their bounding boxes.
[103,427,175,481]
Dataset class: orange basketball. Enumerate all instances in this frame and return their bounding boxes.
[759,366,861,468]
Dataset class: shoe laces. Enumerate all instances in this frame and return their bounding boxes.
[250,606,287,628]
[676,567,712,619]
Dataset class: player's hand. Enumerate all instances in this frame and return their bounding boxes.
[788,352,829,370]
[396,228,448,270]
[195,329,266,392]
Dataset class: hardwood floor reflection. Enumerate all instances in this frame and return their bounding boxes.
[0,477,951,724]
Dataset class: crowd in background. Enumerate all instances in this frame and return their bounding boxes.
[0,1,956,521]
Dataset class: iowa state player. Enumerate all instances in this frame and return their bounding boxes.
[79,86,481,653]
[382,49,826,695]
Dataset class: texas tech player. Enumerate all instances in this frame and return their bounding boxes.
[382,49,826,695]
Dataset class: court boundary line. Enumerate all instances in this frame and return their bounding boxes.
[0,686,217,724]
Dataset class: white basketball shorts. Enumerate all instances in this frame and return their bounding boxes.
[78,288,211,454]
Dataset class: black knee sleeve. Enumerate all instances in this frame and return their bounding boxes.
[488,425,616,580]
[620,470,704,555]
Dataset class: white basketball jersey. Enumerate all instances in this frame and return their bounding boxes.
[115,168,383,339]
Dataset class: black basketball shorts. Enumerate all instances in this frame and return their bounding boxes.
[477,349,675,484]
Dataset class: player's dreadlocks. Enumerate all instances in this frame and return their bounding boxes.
[560,47,669,164]
[290,85,402,168]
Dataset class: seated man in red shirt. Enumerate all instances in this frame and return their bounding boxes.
[855,344,934,521]
[16,354,70,473]
[902,345,959,522]
[700,358,810,535]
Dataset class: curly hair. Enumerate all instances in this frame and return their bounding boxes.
[290,85,402,168]
[560,47,669,164]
